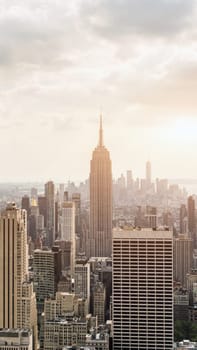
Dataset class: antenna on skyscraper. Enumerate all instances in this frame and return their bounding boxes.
[99,113,104,147]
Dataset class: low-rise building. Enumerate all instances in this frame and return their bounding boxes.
[0,329,32,350]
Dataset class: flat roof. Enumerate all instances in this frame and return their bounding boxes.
[113,227,173,240]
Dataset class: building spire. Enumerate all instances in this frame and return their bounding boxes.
[99,114,103,147]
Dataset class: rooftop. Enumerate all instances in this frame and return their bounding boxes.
[113,227,173,240]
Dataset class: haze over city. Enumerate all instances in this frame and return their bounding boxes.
[0,0,197,181]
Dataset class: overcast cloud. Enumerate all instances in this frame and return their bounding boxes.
[0,0,197,181]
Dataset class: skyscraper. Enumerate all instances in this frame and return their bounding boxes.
[61,201,76,275]
[0,203,37,348]
[0,203,28,329]
[146,160,151,185]
[74,257,90,311]
[174,234,193,287]
[93,281,106,326]
[188,195,196,245]
[33,249,56,313]
[72,193,81,237]
[180,204,188,234]
[45,181,55,246]
[89,116,112,257]
[112,227,173,350]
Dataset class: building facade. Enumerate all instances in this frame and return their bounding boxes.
[174,234,193,287]
[45,181,55,246]
[0,203,37,348]
[112,228,174,350]
[0,329,32,350]
[89,116,112,258]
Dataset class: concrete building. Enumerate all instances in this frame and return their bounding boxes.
[42,292,89,350]
[45,181,55,246]
[145,205,157,228]
[0,203,38,348]
[61,201,76,275]
[55,239,72,272]
[38,196,47,228]
[74,258,90,311]
[0,203,28,329]
[72,193,81,237]
[33,249,56,313]
[44,319,87,350]
[89,116,112,258]
[188,196,196,245]
[112,227,174,350]
[93,282,106,326]
[0,329,32,350]
[174,234,193,287]
[174,288,189,321]
[61,202,75,241]
[64,347,95,350]
[86,332,109,350]
[180,204,188,234]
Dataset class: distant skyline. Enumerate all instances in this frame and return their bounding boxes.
[1,0,197,181]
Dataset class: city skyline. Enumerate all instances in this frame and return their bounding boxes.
[1,1,197,349]
[0,1,197,181]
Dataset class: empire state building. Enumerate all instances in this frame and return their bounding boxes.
[89,116,112,257]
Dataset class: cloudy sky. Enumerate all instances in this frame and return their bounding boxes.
[0,0,197,182]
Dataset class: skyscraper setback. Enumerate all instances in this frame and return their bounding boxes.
[89,116,112,257]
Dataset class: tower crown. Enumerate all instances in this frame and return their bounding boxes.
[99,114,104,147]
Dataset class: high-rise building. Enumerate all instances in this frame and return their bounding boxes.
[156,178,168,195]
[145,205,157,228]
[55,200,59,236]
[38,196,47,228]
[61,201,76,275]
[126,170,133,191]
[72,193,81,237]
[21,195,31,243]
[93,281,106,326]
[174,234,193,287]
[0,203,37,348]
[61,202,75,241]
[0,203,28,328]
[146,160,151,185]
[74,257,90,311]
[89,116,112,258]
[112,227,173,350]
[188,196,196,244]
[33,249,56,314]
[31,188,37,201]
[21,195,30,218]
[29,202,39,242]
[59,183,65,205]
[180,204,187,234]
[45,181,55,246]
[55,239,71,272]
